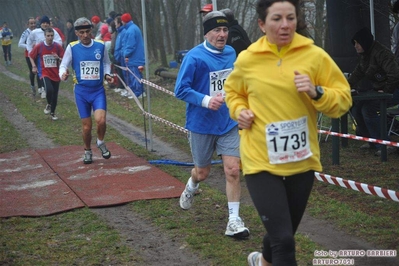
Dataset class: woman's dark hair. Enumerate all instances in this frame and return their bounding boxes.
[256,0,307,34]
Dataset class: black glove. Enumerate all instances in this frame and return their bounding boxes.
[10,36,12,39]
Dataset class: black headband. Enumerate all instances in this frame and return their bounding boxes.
[74,24,92,31]
[203,16,229,35]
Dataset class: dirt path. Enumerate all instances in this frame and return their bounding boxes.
[1,65,398,265]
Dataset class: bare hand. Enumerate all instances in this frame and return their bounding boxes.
[138,66,144,72]
[208,94,224,111]
[238,109,255,129]
[61,69,69,81]
[294,70,317,99]
[106,74,114,84]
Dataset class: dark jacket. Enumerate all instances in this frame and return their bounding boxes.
[66,27,77,46]
[349,29,399,93]
[227,20,251,57]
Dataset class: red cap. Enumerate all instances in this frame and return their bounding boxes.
[199,4,213,13]
[91,15,100,24]
[121,13,132,23]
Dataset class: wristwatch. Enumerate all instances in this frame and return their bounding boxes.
[313,86,324,101]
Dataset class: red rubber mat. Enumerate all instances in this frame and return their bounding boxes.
[35,142,185,207]
[0,143,185,217]
[0,150,84,217]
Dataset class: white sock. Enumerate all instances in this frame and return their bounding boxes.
[97,139,104,146]
[228,202,240,220]
[188,177,198,190]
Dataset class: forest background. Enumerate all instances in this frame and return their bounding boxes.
[2,0,397,69]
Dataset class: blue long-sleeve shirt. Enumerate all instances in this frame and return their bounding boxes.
[174,41,237,135]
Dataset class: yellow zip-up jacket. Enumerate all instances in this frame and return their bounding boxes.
[225,33,352,176]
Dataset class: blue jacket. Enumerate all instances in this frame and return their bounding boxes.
[114,25,125,65]
[122,21,145,67]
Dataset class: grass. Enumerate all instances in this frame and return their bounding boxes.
[1,48,399,265]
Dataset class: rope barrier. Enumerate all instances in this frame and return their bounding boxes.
[114,66,399,202]
[317,130,399,147]
[315,172,399,203]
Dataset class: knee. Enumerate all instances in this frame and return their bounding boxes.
[224,164,240,179]
[274,234,296,255]
[193,168,209,182]
[96,117,106,127]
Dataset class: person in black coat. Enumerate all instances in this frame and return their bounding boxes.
[220,8,251,57]
[65,19,77,47]
[348,27,399,155]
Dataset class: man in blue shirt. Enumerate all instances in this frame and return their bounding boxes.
[59,17,114,164]
[174,11,249,239]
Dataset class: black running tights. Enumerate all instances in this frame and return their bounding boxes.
[245,170,314,266]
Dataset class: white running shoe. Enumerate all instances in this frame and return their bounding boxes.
[97,142,111,159]
[50,113,58,121]
[41,90,46,99]
[225,217,250,238]
[120,90,128,97]
[247,251,262,266]
[44,104,51,115]
[179,178,198,210]
[137,92,146,99]
[83,149,93,164]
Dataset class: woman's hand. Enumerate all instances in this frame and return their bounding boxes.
[238,109,255,129]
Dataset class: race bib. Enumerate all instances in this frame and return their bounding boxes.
[43,54,58,68]
[266,116,312,164]
[79,61,100,80]
[209,68,232,97]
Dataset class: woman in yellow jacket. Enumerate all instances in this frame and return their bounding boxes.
[224,0,352,265]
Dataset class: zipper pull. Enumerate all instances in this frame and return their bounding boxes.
[277,59,282,66]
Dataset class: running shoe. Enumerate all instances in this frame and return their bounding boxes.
[83,149,93,164]
[50,113,58,121]
[41,90,46,99]
[97,142,111,159]
[44,104,51,115]
[31,86,36,96]
[225,217,250,238]
[179,178,198,210]
[137,92,146,99]
[247,251,262,266]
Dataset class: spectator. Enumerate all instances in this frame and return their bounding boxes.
[59,17,114,164]
[113,15,128,96]
[348,27,399,156]
[100,18,112,52]
[91,15,103,39]
[220,8,252,57]
[121,13,145,98]
[199,3,213,16]
[0,21,13,65]
[392,1,399,63]
[29,27,64,120]
[224,0,352,264]
[174,11,250,239]
[18,17,38,95]
[65,19,78,46]
[50,18,66,45]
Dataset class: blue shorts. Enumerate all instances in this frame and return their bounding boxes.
[74,84,107,119]
[188,126,240,168]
